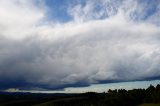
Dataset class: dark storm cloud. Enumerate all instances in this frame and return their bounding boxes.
[0,0,160,90]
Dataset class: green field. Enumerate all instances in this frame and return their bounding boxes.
[139,103,160,106]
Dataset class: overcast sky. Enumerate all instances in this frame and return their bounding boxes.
[0,0,160,92]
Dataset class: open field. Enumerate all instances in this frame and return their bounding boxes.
[34,97,86,106]
[139,103,160,106]
[35,101,160,106]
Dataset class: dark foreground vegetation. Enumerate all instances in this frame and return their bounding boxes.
[0,84,160,106]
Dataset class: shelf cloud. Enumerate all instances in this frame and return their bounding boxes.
[0,0,160,90]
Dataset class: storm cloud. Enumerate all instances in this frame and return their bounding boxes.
[0,0,160,90]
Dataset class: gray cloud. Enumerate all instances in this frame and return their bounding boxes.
[0,0,160,90]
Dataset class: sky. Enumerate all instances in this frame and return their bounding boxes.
[0,0,160,92]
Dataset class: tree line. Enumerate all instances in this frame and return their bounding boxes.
[52,84,160,106]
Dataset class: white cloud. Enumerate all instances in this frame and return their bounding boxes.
[0,0,45,39]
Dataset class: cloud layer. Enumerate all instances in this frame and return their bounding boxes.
[0,0,160,90]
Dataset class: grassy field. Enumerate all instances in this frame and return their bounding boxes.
[34,101,54,106]
[139,103,160,106]
[34,97,86,106]
[35,102,160,106]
